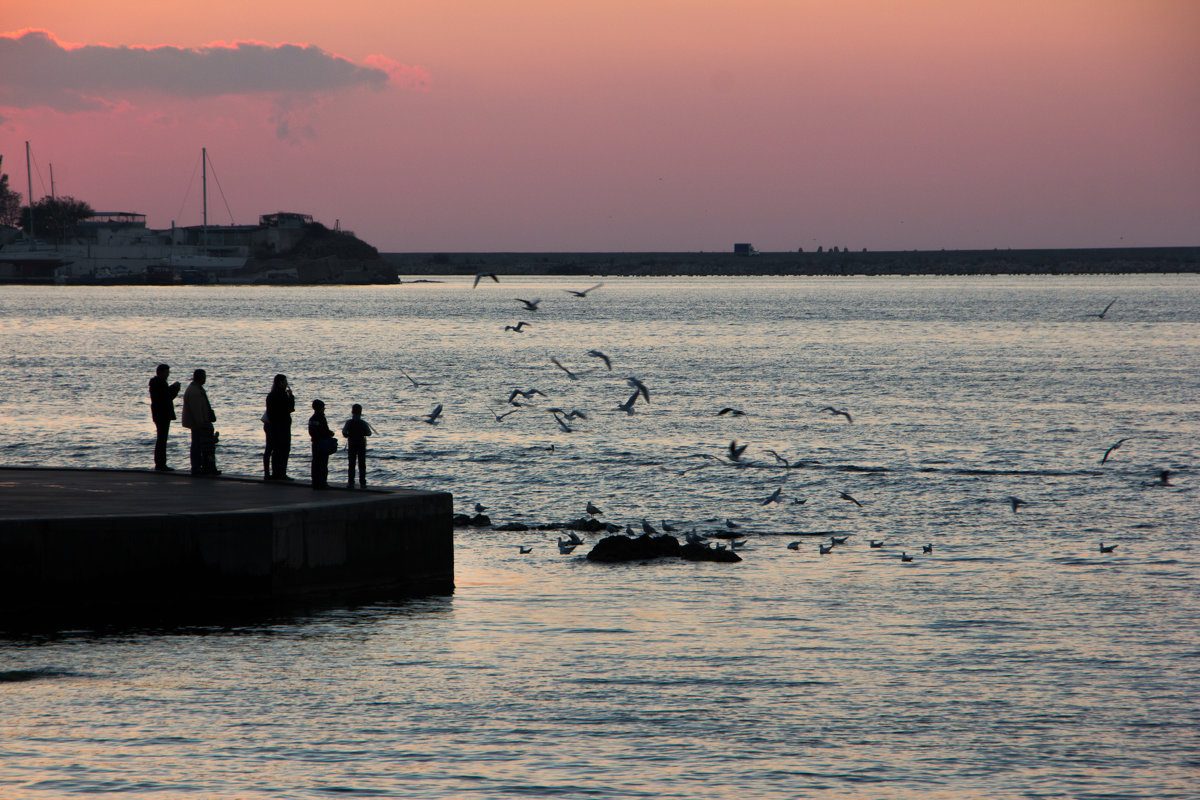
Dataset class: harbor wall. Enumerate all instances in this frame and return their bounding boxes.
[0,481,453,622]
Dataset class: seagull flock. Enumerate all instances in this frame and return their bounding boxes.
[419,280,1157,562]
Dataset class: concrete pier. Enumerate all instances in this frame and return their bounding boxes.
[0,468,453,624]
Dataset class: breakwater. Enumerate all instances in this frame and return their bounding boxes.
[384,246,1200,277]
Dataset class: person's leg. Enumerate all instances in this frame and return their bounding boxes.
[357,448,367,487]
[263,427,272,479]
[347,446,357,488]
[190,430,203,474]
[154,420,170,469]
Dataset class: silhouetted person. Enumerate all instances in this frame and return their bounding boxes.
[308,399,336,489]
[265,374,295,480]
[181,368,219,475]
[261,399,273,479]
[341,403,375,488]
[148,363,181,471]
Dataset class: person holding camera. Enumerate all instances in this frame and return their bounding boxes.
[148,363,181,471]
[265,374,295,480]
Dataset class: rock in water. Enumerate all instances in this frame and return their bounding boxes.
[586,534,682,563]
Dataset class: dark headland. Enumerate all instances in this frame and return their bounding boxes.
[384,247,1199,278]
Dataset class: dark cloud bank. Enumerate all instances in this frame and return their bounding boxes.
[0,29,391,112]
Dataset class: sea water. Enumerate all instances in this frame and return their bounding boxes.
[0,275,1197,798]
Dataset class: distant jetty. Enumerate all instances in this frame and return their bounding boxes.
[384,247,1200,278]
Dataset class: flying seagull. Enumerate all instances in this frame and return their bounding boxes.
[515,297,542,311]
[839,491,862,507]
[728,440,748,462]
[565,282,604,297]
[422,404,444,425]
[490,408,519,422]
[626,377,650,403]
[821,406,853,423]
[717,407,746,417]
[557,539,577,554]
[616,390,640,414]
[1007,496,1027,512]
[1086,298,1118,319]
[764,449,790,468]
[551,412,573,433]
[473,272,499,288]
[586,350,612,370]
[1101,438,1131,465]
[399,367,428,388]
[550,357,578,380]
[508,388,546,404]
[504,321,531,332]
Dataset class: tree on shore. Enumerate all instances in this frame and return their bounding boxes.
[0,161,21,228]
[19,196,94,242]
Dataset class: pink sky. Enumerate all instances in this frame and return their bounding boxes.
[2,0,1197,252]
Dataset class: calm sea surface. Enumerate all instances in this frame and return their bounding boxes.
[0,275,1197,798]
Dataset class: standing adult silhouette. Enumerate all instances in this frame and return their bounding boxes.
[148,363,181,471]
[265,374,295,480]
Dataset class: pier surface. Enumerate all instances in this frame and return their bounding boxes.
[0,468,454,624]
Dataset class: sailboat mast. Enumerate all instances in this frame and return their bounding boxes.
[25,141,34,247]
[202,147,208,246]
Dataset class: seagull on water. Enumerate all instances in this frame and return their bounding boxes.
[787,541,801,550]
[1086,298,1118,319]
[819,543,834,555]
[550,357,578,380]
[565,282,604,297]
[830,535,849,545]
[504,321,531,332]
[870,540,884,548]
[1099,542,1118,554]
[473,272,499,288]
[725,519,741,530]
[821,406,853,423]
[586,350,612,370]
[1101,438,1131,465]
[519,545,533,554]
[515,297,542,312]
[839,491,862,507]
[900,552,914,562]
[422,404,443,425]
[922,543,933,554]
[557,539,578,554]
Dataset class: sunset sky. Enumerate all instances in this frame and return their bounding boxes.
[2,0,1197,252]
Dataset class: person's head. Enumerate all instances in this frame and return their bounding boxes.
[192,368,206,384]
[156,363,170,378]
[273,374,288,390]
[312,399,324,412]
[352,403,362,417]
